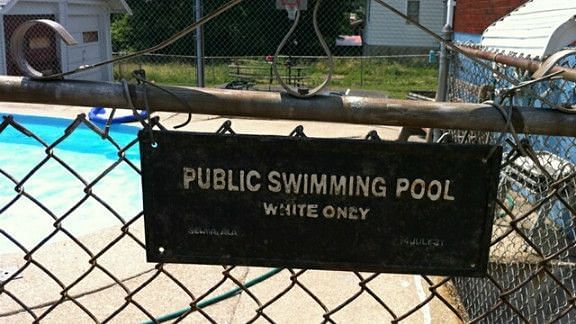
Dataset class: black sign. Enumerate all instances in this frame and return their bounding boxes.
[140,131,501,276]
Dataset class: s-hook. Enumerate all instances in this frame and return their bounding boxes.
[273,0,333,98]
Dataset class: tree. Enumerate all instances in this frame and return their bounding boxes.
[115,0,350,57]
[111,14,134,53]
[203,0,349,56]
[124,0,196,55]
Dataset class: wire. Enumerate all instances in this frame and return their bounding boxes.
[128,71,196,129]
[141,268,284,324]
[33,0,246,80]
[273,0,333,98]
[0,268,156,317]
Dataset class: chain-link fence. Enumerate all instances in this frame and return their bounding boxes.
[2,49,576,322]
[3,0,576,323]
[446,46,576,322]
[2,0,441,99]
[1,111,464,323]
[109,0,440,98]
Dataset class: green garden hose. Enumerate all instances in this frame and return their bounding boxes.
[497,194,516,218]
[141,268,283,323]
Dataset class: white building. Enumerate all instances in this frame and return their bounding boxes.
[0,0,131,81]
[481,0,576,58]
[363,0,446,55]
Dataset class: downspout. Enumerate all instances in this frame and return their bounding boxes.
[430,0,455,141]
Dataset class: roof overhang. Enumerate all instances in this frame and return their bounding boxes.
[544,18,576,56]
[0,0,132,15]
[108,0,132,15]
[480,0,576,58]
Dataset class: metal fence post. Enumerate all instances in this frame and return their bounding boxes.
[195,0,205,87]
[431,20,454,142]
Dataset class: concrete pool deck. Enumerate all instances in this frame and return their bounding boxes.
[0,102,461,323]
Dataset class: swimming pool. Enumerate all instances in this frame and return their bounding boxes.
[0,113,142,253]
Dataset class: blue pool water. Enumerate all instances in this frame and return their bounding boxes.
[0,113,142,253]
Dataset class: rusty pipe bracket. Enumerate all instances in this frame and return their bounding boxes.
[9,19,77,79]
[532,49,576,113]
[533,49,576,79]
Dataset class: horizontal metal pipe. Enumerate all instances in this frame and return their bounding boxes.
[0,76,575,137]
[457,46,576,81]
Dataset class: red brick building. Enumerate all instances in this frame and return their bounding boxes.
[453,0,529,35]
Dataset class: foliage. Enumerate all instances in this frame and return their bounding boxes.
[111,14,134,53]
[123,0,196,55]
[204,0,349,56]
[117,0,352,56]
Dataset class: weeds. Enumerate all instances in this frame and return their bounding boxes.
[114,57,438,99]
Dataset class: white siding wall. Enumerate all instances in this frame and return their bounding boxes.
[0,0,115,81]
[66,3,111,81]
[365,0,445,48]
[481,0,576,57]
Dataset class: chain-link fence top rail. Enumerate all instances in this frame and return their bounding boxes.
[447,45,576,323]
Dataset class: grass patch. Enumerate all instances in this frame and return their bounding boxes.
[114,58,438,99]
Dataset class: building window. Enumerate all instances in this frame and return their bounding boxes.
[406,0,420,23]
[83,31,99,43]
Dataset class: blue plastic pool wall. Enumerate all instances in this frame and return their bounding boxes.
[450,51,576,161]
[449,52,576,236]
[450,49,576,322]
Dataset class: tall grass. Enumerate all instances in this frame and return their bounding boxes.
[114,57,438,99]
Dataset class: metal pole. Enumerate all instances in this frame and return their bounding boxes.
[428,24,453,142]
[1,76,576,137]
[360,56,364,87]
[195,0,205,87]
[435,25,452,102]
[457,46,576,81]
[428,0,455,142]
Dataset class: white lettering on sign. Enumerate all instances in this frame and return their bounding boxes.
[183,167,261,192]
[395,178,455,201]
[262,202,370,221]
[182,167,456,202]
[263,202,319,218]
[267,171,386,197]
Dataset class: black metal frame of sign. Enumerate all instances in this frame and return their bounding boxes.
[140,131,502,277]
